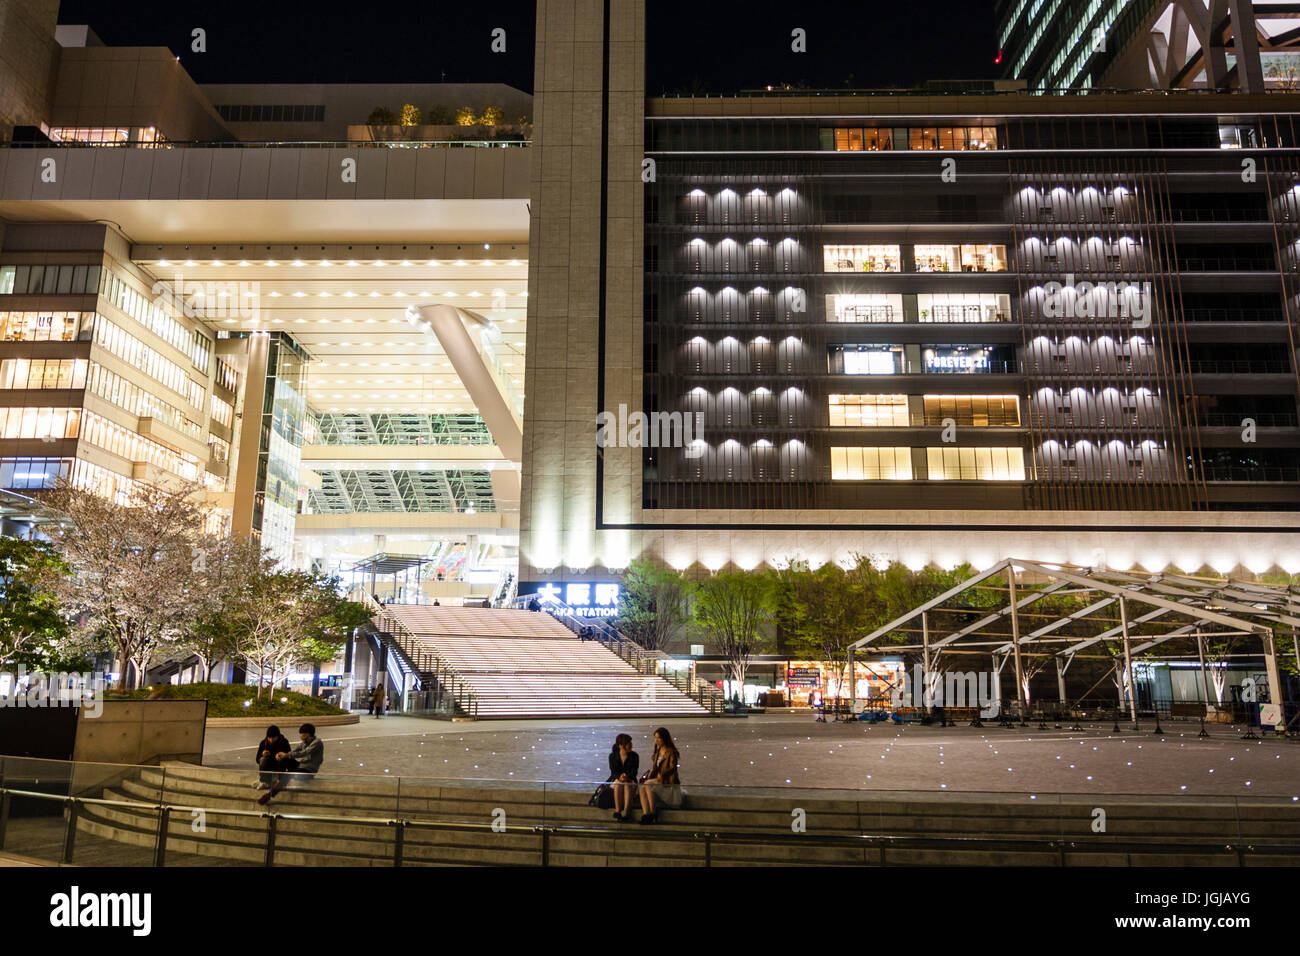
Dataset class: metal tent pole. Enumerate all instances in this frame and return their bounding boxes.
[1120,596,1138,730]
[1007,570,1028,726]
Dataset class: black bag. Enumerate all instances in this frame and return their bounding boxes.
[589,784,615,809]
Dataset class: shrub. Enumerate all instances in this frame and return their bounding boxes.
[108,681,347,718]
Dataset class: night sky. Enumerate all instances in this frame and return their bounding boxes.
[55,0,1000,92]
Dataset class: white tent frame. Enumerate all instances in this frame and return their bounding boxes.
[845,559,1299,724]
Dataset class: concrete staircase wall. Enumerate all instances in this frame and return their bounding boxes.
[62,762,1300,867]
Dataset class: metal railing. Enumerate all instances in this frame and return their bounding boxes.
[2,773,1295,868]
[1201,412,1298,427]
[1187,359,1291,374]
[351,587,479,718]
[380,613,479,719]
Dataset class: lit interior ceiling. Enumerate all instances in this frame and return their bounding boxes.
[131,242,526,423]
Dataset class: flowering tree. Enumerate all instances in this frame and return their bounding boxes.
[41,480,207,688]
[183,533,278,682]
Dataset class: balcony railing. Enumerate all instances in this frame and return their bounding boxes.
[924,305,1010,323]
[1201,412,1298,427]
[1180,309,1286,323]
[1176,257,1276,271]
[1199,466,1300,482]
[1187,360,1291,374]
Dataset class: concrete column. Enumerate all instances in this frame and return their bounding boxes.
[229,333,269,540]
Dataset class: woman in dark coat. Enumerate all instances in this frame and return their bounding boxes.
[608,733,640,822]
[254,725,290,789]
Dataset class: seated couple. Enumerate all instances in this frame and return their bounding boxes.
[253,723,324,805]
[606,727,681,825]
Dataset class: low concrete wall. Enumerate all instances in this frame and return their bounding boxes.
[206,714,358,729]
[72,700,207,766]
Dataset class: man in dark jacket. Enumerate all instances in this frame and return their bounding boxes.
[257,724,324,804]
[254,725,291,790]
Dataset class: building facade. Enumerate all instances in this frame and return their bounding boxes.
[518,0,1300,592]
[996,0,1300,92]
[0,22,531,598]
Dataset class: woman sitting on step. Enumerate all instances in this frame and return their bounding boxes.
[609,733,640,822]
[636,727,681,824]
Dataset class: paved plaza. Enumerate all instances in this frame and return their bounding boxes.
[203,714,1300,798]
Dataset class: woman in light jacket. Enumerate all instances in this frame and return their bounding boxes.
[636,727,681,824]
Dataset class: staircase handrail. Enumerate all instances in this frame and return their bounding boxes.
[361,602,478,718]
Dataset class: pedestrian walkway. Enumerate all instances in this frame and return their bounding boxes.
[204,714,1300,796]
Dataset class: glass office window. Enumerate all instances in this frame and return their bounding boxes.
[826,293,904,323]
[827,127,997,151]
[843,350,901,375]
[0,311,91,342]
[86,363,203,440]
[823,244,901,273]
[831,447,913,480]
[0,358,88,390]
[0,264,101,296]
[922,395,1020,426]
[914,244,1007,273]
[926,446,1026,480]
[92,317,195,404]
[0,406,81,440]
[210,395,234,429]
[208,435,230,462]
[0,457,72,490]
[216,359,238,392]
[80,410,199,481]
[917,293,1011,323]
[829,394,910,427]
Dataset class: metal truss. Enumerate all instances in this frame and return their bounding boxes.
[307,467,497,514]
[311,413,494,446]
[846,558,1299,722]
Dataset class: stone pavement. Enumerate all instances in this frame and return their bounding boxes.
[202,714,1300,798]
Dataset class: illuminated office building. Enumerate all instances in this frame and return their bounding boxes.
[0,15,529,592]
[518,0,1300,590]
[996,0,1300,92]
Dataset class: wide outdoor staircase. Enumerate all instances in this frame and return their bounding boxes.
[377,605,709,719]
[50,762,1300,867]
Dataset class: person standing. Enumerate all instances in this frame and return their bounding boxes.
[369,683,386,718]
[608,733,640,822]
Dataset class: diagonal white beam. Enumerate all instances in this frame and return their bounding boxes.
[411,304,522,461]
[848,559,1014,650]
